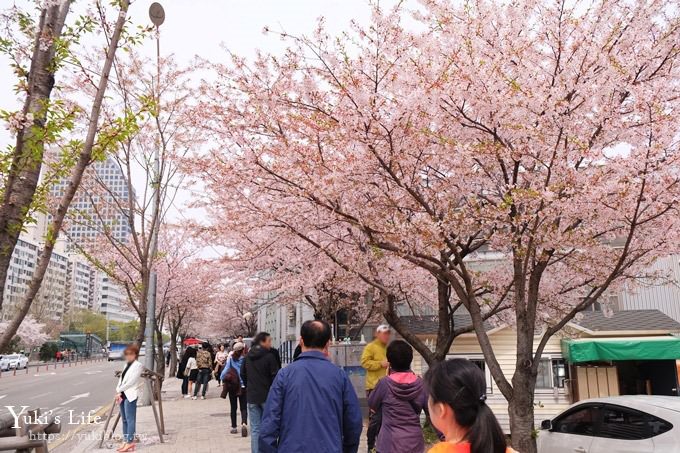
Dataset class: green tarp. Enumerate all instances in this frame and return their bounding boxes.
[561,336,680,364]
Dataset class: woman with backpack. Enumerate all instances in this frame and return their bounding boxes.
[220,342,248,437]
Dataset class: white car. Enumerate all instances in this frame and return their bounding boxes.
[5,354,28,370]
[538,396,680,453]
[0,355,9,371]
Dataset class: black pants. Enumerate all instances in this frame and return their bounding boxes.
[228,389,248,428]
[194,368,211,397]
[366,390,382,451]
[181,377,189,395]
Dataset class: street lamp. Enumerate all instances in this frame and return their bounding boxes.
[143,1,165,389]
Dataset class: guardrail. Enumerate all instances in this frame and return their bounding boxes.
[0,355,106,378]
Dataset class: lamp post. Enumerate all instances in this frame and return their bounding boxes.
[143,1,165,387]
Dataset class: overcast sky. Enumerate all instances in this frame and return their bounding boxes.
[0,0,407,227]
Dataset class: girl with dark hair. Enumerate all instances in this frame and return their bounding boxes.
[221,342,248,437]
[182,347,198,399]
[368,340,428,453]
[425,358,514,453]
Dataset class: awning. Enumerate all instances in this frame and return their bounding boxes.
[562,336,680,363]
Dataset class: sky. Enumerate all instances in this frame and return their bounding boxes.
[0,0,406,228]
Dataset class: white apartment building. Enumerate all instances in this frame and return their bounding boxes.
[95,272,136,323]
[256,293,315,348]
[1,236,69,323]
[65,255,96,313]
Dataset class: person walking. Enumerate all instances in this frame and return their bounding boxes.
[214,344,228,387]
[177,347,196,398]
[259,320,362,453]
[425,359,515,453]
[241,332,280,453]
[361,324,391,452]
[115,344,144,452]
[368,340,428,453]
[221,342,248,437]
[193,342,213,400]
[185,347,198,398]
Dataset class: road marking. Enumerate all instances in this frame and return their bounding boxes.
[59,392,90,405]
[0,395,6,401]
[49,402,112,450]
[29,392,52,400]
[84,370,102,375]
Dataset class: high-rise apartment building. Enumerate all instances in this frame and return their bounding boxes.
[1,236,69,323]
[52,157,132,245]
[95,272,135,322]
[65,255,96,313]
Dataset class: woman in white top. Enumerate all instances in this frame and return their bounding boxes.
[184,348,198,398]
[115,344,144,452]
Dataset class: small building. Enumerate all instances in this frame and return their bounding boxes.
[401,309,680,432]
[562,309,680,400]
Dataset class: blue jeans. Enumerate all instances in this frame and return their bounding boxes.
[248,403,264,453]
[119,398,137,443]
[194,368,211,397]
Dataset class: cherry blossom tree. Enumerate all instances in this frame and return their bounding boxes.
[0,0,134,352]
[67,54,200,345]
[191,1,680,450]
[0,315,49,351]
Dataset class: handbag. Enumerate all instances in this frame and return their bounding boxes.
[220,366,240,399]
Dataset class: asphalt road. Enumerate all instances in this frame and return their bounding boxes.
[0,359,123,434]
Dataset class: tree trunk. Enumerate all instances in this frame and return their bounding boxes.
[0,0,131,352]
[509,365,538,453]
[168,323,179,377]
[154,327,165,375]
[0,1,70,311]
[133,268,151,345]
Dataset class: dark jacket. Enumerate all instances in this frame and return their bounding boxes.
[259,351,363,453]
[368,372,428,453]
[241,345,280,405]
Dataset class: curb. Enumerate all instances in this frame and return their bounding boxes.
[49,402,112,451]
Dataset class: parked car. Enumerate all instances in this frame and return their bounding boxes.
[538,395,680,453]
[0,355,10,371]
[4,354,28,370]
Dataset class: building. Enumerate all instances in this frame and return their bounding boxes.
[1,236,69,324]
[617,255,680,322]
[94,272,135,323]
[51,157,132,246]
[65,255,96,314]
[401,309,680,432]
[256,292,314,359]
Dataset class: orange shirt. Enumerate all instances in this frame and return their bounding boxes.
[429,443,515,453]
[429,443,472,453]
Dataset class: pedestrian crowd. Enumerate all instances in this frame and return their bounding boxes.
[128,322,517,453]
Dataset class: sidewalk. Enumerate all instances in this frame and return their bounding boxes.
[54,377,251,453]
[53,372,372,453]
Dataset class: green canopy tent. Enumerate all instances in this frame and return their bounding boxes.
[562,336,680,363]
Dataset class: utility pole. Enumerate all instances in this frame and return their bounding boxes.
[143,2,165,391]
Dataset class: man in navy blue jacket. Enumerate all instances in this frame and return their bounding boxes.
[259,320,363,453]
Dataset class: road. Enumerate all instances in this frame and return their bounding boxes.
[0,359,122,434]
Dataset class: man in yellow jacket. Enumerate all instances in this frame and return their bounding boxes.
[361,324,391,453]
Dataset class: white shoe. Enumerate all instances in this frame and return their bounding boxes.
[191,396,197,400]
[200,396,206,400]
[183,395,190,399]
